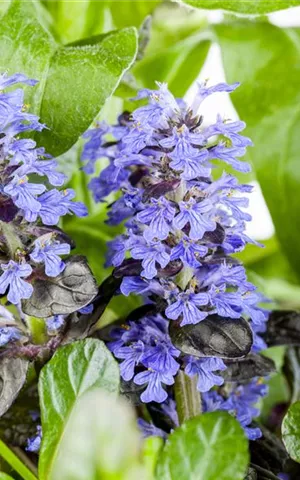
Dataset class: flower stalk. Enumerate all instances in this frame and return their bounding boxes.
[82,80,270,440]
[174,370,201,424]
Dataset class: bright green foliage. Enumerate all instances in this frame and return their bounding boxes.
[0,439,37,480]
[38,339,119,480]
[282,401,300,463]
[178,0,300,14]
[133,3,211,96]
[41,0,112,44]
[0,0,138,156]
[156,412,249,480]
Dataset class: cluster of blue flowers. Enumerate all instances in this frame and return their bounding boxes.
[0,73,87,313]
[82,81,270,440]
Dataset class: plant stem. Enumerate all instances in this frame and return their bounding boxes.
[0,221,23,258]
[174,370,201,425]
[0,439,37,480]
[26,316,47,345]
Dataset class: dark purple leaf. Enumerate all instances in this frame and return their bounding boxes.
[264,310,300,346]
[222,354,275,382]
[0,195,18,223]
[22,256,97,317]
[169,314,253,359]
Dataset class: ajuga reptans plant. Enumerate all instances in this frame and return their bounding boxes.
[83,81,270,440]
[0,73,96,451]
[0,73,88,348]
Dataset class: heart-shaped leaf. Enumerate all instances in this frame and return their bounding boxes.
[0,0,138,156]
[0,357,28,417]
[222,354,276,382]
[169,314,253,359]
[49,389,145,480]
[156,411,249,480]
[22,256,97,318]
[38,338,119,480]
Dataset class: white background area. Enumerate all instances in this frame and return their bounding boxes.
[184,7,300,240]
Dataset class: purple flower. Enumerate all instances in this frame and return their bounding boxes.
[121,123,155,153]
[120,276,163,297]
[208,144,250,173]
[133,82,178,128]
[59,189,88,217]
[88,162,129,202]
[30,235,70,277]
[15,155,66,187]
[79,304,94,315]
[170,149,210,180]
[137,197,176,241]
[0,326,22,346]
[106,236,129,267]
[25,189,87,225]
[26,425,42,453]
[204,115,252,148]
[173,198,215,240]
[24,189,65,224]
[106,187,143,225]
[0,72,37,90]
[134,369,175,403]
[209,285,242,318]
[0,261,33,304]
[7,138,37,165]
[47,315,65,332]
[115,341,145,381]
[192,81,240,112]
[141,343,180,376]
[160,125,205,157]
[165,290,209,325]
[170,236,208,268]
[138,419,167,439]
[241,291,269,327]
[185,357,226,392]
[4,175,45,213]
[130,240,170,279]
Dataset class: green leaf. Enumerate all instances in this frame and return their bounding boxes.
[0,439,37,480]
[0,0,138,156]
[0,474,14,480]
[216,21,300,280]
[38,339,119,480]
[156,411,249,480]
[282,401,300,463]
[41,0,113,44]
[50,389,145,480]
[142,437,164,479]
[178,0,300,14]
[133,3,211,96]
[110,1,160,28]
